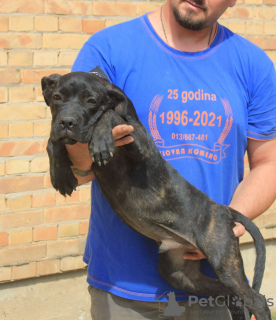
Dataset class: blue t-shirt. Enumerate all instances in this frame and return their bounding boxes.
[72,13,276,302]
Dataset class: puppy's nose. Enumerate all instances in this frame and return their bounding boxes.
[59,117,77,129]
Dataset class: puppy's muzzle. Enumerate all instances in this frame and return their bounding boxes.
[59,117,77,130]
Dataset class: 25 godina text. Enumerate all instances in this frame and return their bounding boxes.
[160,110,222,127]
[167,89,217,103]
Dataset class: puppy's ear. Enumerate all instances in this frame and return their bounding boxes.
[41,74,62,106]
[106,87,128,117]
[107,86,126,102]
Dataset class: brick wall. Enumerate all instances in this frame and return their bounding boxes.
[0,0,275,283]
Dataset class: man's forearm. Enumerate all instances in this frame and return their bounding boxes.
[71,165,96,186]
[65,143,95,186]
[229,162,276,220]
[65,125,135,187]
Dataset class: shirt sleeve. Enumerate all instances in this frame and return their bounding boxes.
[247,61,276,141]
[71,36,115,84]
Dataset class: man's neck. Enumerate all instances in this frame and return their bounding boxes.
[148,4,216,52]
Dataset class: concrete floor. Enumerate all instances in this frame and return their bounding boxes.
[0,270,90,320]
[0,240,275,320]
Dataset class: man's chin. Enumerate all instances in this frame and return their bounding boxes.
[172,4,206,30]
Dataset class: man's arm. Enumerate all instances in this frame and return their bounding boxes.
[184,138,276,260]
[229,138,276,236]
[66,125,134,186]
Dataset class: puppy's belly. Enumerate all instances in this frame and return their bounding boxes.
[159,239,197,253]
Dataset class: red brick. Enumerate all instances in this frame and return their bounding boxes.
[33,121,51,137]
[0,140,45,157]
[30,156,49,173]
[0,16,8,31]
[34,225,57,241]
[0,33,42,49]
[0,0,45,13]
[246,36,276,50]
[0,123,8,139]
[9,16,34,31]
[34,86,44,102]
[43,33,88,50]
[59,17,82,32]
[46,0,92,15]
[60,255,85,271]
[8,51,33,66]
[83,19,105,33]
[105,18,126,28]
[37,259,60,276]
[21,68,69,84]
[0,267,11,282]
[12,262,37,280]
[0,244,47,266]
[0,162,4,176]
[32,191,56,208]
[35,16,58,32]
[47,238,85,259]
[44,174,52,189]
[137,3,162,15]
[58,223,79,238]
[5,158,30,175]
[9,86,34,103]
[56,190,79,205]
[0,87,7,102]
[264,22,276,35]
[7,194,32,211]
[0,175,44,194]
[93,1,136,16]
[264,211,276,227]
[79,187,91,202]
[251,7,276,20]
[58,51,78,66]
[10,228,33,245]
[44,204,90,223]
[0,51,7,66]
[0,210,43,229]
[0,231,8,247]
[222,7,250,19]
[0,68,20,84]
[80,220,89,235]
[9,122,34,138]
[0,196,6,212]
[34,50,58,66]
[0,105,46,121]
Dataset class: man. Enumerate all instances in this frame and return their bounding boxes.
[66,0,276,318]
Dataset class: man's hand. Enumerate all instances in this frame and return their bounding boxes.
[113,124,134,146]
[66,124,134,185]
[183,222,246,260]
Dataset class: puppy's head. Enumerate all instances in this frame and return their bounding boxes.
[41,71,126,144]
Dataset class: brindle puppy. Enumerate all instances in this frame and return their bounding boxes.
[42,71,271,320]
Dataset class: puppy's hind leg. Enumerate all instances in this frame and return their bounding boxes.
[158,249,248,320]
[158,249,233,296]
[202,234,271,320]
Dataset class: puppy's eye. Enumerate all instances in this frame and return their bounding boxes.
[53,94,61,101]
[87,99,97,104]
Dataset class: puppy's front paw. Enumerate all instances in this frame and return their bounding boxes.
[89,131,115,167]
[50,159,78,197]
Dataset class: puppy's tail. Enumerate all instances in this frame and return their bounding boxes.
[229,208,265,293]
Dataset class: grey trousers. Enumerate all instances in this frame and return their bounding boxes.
[88,286,233,320]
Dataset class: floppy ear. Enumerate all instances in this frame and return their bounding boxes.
[106,86,129,115]
[41,74,62,106]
